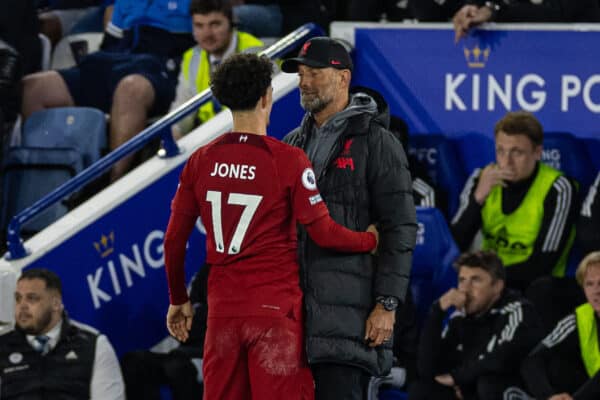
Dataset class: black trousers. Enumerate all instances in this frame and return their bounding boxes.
[121,350,202,400]
[312,363,371,400]
[408,379,455,400]
[408,375,529,400]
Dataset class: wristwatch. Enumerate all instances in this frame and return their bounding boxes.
[376,296,399,312]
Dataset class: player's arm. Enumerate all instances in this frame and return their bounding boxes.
[164,211,196,304]
[291,151,377,253]
[164,158,200,305]
[304,215,377,253]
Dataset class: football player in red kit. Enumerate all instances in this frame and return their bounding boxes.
[163,53,379,400]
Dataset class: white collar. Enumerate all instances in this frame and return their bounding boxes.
[26,319,62,351]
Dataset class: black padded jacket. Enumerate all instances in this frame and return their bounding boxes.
[283,87,417,376]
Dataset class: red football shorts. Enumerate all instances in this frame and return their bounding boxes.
[203,309,314,400]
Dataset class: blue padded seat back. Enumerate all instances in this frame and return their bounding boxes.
[1,147,82,233]
[22,107,106,168]
[581,137,600,171]
[409,134,466,217]
[452,132,495,177]
[543,132,594,192]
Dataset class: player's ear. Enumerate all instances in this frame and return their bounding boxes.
[260,87,272,110]
[259,93,267,110]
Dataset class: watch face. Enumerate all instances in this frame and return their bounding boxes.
[381,297,398,311]
[388,299,398,310]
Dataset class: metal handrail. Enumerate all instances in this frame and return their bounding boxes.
[6,23,323,260]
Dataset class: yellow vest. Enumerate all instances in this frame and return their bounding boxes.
[180,31,263,123]
[481,163,574,276]
[576,303,600,378]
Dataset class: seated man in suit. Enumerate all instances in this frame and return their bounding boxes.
[0,268,124,399]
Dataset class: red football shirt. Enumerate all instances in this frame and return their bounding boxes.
[170,132,330,317]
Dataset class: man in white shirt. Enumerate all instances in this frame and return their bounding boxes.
[0,268,125,400]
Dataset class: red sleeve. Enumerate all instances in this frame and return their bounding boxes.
[171,157,200,217]
[164,160,201,305]
[304,214,376,253]
[164,210,196,305]
[290,150,328,224]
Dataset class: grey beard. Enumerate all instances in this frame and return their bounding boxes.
[300,94,329,114]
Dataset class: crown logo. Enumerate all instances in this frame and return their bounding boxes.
[93,232,115,258]
[463,45,491,68]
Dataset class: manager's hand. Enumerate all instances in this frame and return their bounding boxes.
[166,301,193,342]
[365,303,395,347]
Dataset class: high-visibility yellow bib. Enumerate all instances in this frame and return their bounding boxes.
[576,303,600,377]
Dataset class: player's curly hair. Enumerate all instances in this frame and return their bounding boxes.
[210,53,273,112]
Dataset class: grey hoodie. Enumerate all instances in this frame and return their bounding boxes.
[304,92,378,177]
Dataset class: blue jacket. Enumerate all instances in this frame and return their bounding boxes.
[106,0,192,38]
[102,0,193,57]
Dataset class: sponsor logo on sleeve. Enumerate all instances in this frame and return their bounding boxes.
[301,168,317,190]
[309,194,323,205]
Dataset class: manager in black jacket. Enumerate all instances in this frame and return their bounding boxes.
[410,250,543,400]
[282,37,417,400]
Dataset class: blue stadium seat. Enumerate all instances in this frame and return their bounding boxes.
[160,386,173,400]
[452,132,495,177]
[581,136,600,171]
[408,134,466,217]
[543,132,595,192]
[22,107,107,168]
[412,207,459,326]
[1,107,107,234]
[379,389,408,400]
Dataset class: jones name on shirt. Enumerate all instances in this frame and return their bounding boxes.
[210,162,256,180]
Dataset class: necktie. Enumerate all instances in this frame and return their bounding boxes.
[34,335,50,355]
[211,60,222,114]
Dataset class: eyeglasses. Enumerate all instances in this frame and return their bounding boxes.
[495,147,529,159]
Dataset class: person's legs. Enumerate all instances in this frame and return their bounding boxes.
[121,351,167,400]
[163,351,203,400]
[21,71,75,119]
[311,363,371,400]
[203,317,250,400]
[109,74,155,180]
[246,314,314,400]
